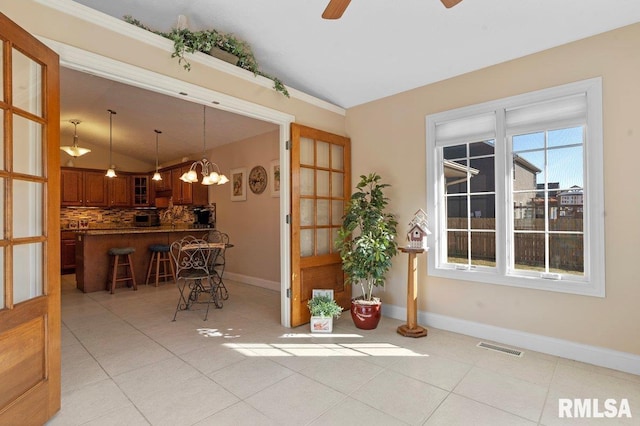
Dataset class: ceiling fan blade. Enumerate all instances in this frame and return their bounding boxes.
[322,0,351,19]
[441,0,463,8]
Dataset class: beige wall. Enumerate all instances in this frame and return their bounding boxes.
[346,23,640,355]
[209,131,280,283]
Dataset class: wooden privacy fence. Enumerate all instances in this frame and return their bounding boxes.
[447,218,584,272]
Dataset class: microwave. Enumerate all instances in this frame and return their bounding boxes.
[134,212,160,227]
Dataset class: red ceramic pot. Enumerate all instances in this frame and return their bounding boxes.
[350,300,382,330]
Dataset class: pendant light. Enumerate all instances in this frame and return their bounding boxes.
[105,109,117,178]
[179,105,229,186]
[60,119,91,157]
[152,129,162,181]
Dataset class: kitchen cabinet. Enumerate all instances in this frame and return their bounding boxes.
[61,168,109,207]
[152,170,172,192]
[192,178,209,205]
[60,169,83,206]
[61,231,76,273]
[132,175,150,206]
[84,170,109,206]
[168,165,209,205]
[62,165,207,208]
[171,166,193,205]
[109,174,131,207]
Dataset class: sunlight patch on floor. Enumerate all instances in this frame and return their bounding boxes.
[222,341,428,357]
[196,328,243,338]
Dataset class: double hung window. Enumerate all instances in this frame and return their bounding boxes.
[426,78,604,296]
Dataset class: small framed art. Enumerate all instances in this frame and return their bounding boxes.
[230,167,247,201]
[270,159,280,197]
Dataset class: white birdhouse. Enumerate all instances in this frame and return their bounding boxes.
[407,209,431,249]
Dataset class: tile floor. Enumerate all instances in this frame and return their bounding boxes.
[49,274,640,425]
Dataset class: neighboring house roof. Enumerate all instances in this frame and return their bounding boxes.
[513,154,542,174]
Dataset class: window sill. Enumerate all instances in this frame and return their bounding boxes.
[428,264,605,297]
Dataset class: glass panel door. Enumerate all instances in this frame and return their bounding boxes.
[0,12,61,423]
[290,124,351,327]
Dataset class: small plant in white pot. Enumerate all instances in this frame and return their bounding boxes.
[335,173,398,330]
[308,294,343,333]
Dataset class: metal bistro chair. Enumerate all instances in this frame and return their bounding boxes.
[169,236,224,321]
[204,230,230,301]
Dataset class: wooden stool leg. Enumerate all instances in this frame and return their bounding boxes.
[107,255,112,293]
[111,255,119,294]
[128,253,137,290]
[145,251,155,285]
[154,252,161,287]
[168,254,176,283]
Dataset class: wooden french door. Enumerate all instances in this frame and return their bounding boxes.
[290,124,351,327]
[0,13,61,424]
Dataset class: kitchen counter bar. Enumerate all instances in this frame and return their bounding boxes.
[75,227,213,293]
[77,226,210,236]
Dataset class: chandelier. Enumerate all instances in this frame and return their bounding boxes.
[60,119,91,157]
[180,105,229,186]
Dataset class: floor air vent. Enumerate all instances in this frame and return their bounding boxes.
[477,342,523,357]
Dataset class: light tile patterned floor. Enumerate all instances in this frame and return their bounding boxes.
[48,274,640,425]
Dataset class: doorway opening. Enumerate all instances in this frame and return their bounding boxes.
[53,39,294,327]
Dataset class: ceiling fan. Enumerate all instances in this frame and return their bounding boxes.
[322,0,463,19]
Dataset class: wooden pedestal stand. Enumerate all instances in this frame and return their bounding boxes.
[397,247,428,338]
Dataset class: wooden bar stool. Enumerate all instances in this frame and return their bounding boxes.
[107,247,137,294]
[145,244,176,287]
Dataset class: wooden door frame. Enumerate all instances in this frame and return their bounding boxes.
[44,38,299,325]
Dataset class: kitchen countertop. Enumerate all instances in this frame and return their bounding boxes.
[67,226,214,235]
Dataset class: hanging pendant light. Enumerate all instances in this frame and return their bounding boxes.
[152,129,162,181]
[105,109,117,178]
[60,119,91,157]
[179,105,228,186]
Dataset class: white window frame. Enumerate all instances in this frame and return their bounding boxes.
[426,78,605,297]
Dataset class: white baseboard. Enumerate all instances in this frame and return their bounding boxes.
[224,272,280,292]
[382,303,640,376]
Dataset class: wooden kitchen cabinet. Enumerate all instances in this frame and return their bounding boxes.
[61,168,109,207]
[152,170,171,192]
[109,174,131,207]
[192,178,208,205]
[61,231,77,273]
[61,169,83,206]
[84,170,109,206]
[132,175,150,206]
[168,165,209,206]
[62,165,206,208]
[171,166,193,205]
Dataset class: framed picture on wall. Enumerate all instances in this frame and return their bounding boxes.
[230,167,247,201]
[270,159,280,197]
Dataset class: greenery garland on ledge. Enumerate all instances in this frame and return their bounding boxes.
[123,16,289,97]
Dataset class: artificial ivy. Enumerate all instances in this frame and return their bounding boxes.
[124,16,289,97]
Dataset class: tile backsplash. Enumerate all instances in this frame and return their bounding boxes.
[61,206,200,229]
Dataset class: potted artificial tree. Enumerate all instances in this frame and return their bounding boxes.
[307,293,343,333]
[336,173,398,330]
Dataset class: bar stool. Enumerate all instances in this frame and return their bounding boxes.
[145,244,176,287]
[107,247,137,294]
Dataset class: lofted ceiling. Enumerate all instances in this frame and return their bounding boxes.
[61,0,640,167]
[60,68,278,168]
